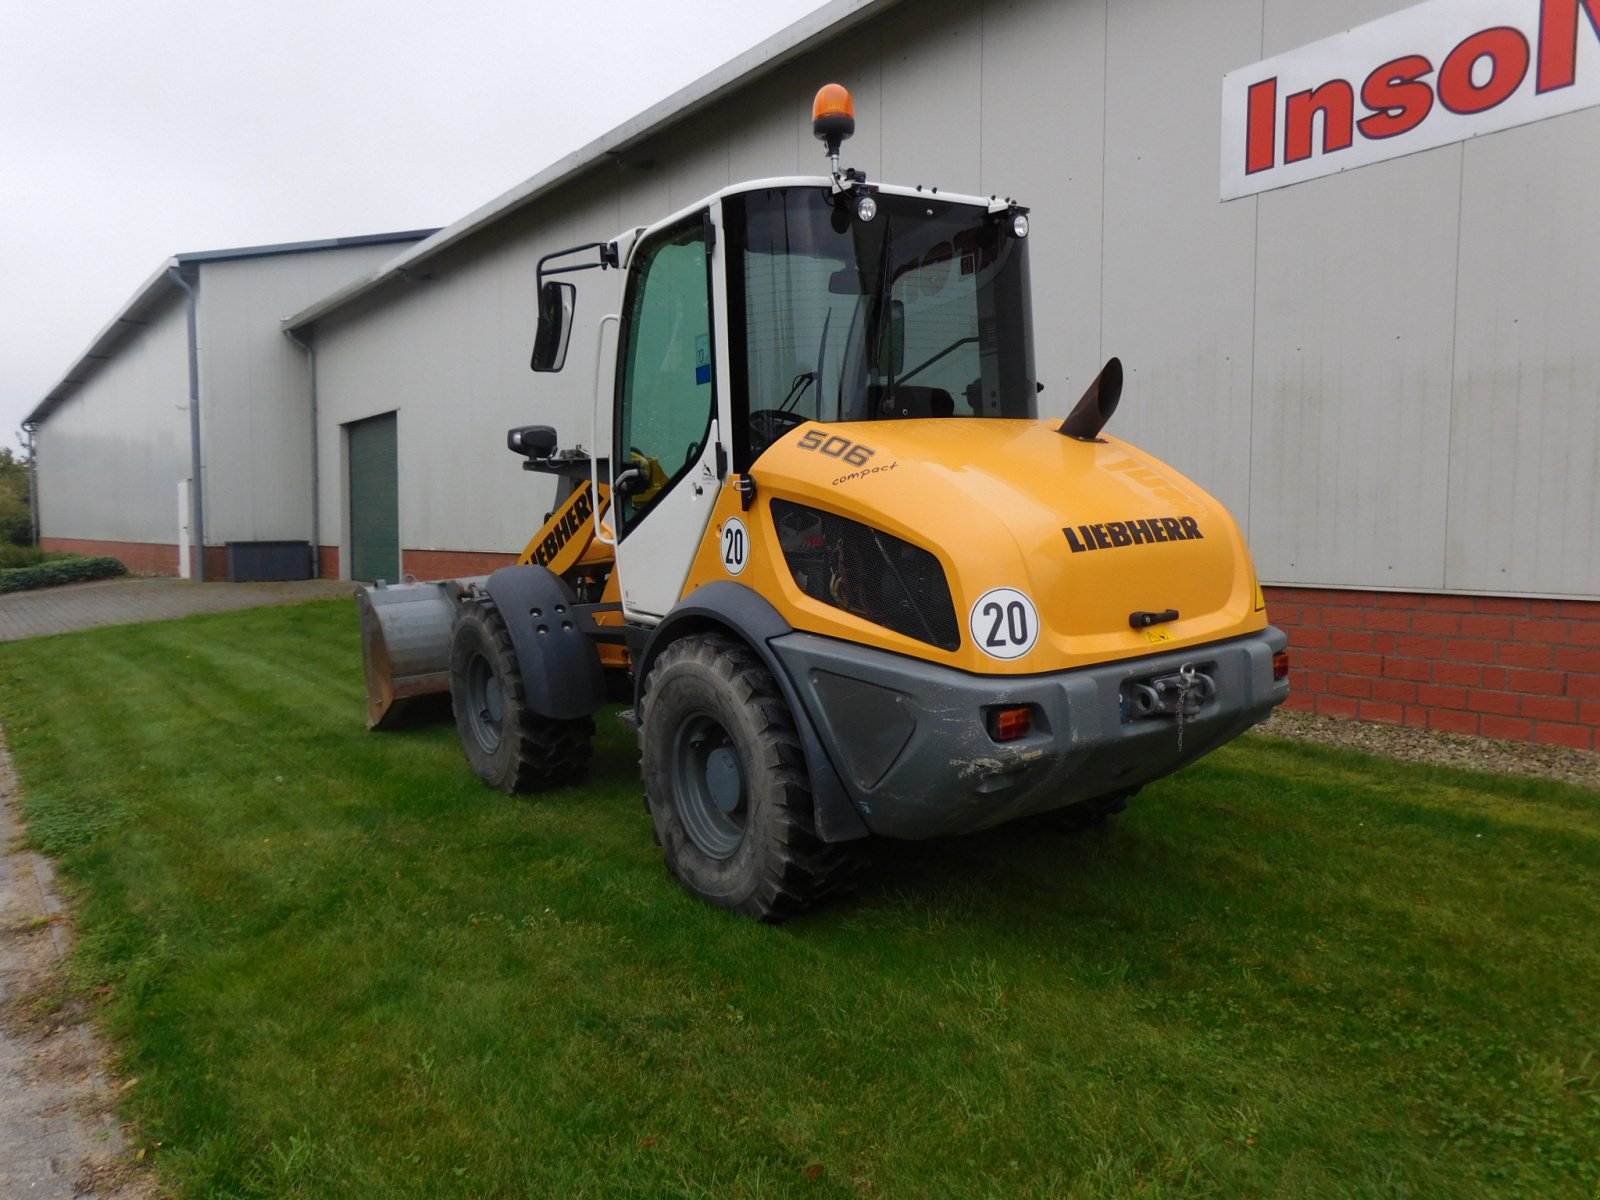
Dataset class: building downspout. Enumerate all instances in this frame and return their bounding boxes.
[166,265,205,581]
[284,324,321,578]
[21,421,39,547]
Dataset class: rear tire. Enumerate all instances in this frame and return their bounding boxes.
[641,633,857,922]
[450,599,593,793]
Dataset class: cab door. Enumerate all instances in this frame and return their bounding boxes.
[611,208,726,620]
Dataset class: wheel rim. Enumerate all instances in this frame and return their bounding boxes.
[672,711,747,859]
[464,651,503,752]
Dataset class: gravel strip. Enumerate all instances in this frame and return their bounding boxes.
[1256,708,1599,793]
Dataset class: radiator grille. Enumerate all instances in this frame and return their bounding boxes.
[770,500,960,652]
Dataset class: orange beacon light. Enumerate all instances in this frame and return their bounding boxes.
[812,84,856,171]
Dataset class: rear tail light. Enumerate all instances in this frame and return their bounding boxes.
[988,705,1033,742]
[1273,651,1290,682]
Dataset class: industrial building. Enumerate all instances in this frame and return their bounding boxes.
[26,230,433,580]
[30,0,1599,748]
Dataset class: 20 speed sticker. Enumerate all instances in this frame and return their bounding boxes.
[720,517,749,576]
[969,588,1039,660]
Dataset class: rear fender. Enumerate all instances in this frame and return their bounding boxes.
[637,581,870,844]
[483,565,605,720]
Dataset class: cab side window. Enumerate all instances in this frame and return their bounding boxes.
[615,219,714,535]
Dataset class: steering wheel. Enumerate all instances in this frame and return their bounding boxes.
[749,409,808,457]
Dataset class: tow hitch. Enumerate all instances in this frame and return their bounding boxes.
[1122,663,1216,721]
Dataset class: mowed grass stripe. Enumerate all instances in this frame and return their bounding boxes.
[1,598,1596,1198]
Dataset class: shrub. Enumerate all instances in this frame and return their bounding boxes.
[0,544,49,570]
[0,555,127,594]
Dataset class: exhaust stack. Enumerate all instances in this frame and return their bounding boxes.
[1058,357,1123,442]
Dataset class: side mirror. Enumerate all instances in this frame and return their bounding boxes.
[530,281,575,373]
[507,425,558,462]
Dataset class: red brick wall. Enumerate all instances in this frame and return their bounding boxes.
[203,546,229,582]
[41,537,178,576]
[401,549,518,579]
[39,539,267,584]
[318,546,339,579]
[1267,586,1600,751]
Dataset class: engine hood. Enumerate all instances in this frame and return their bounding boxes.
[749,418,1266,673]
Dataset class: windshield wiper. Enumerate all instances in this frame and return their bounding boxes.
[900,335,979,385]
[784,308,832,414]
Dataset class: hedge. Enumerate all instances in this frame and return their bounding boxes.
[0,556,128,594]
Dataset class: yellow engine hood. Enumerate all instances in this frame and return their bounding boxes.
[745,418,1266,674]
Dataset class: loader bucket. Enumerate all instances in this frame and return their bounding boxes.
[356,578,479,729]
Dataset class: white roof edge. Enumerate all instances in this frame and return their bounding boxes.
[28,230,435,429]
[284,0,903,333]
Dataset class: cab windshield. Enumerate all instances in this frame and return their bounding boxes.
[726,186,1036,468]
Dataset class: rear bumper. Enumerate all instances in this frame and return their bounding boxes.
[770,627,1289,839]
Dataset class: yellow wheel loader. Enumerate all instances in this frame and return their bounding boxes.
[359,86,1290,921]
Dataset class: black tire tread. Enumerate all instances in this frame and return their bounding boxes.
[452,599,593,794]
[642,633,859,922]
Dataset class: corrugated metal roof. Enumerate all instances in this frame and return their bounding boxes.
[284,0,901,334]
[26,229,437,428]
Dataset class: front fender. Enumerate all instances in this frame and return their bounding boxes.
[483,565,605,720]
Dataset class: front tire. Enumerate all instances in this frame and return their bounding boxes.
[641,633,857,922]
[450,599,593,793]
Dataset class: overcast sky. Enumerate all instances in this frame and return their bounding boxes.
[0,0,833,444]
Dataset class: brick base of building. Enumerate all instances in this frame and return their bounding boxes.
[1266,586,1599,751]
[203,546,228,581]
[42,537,179,576]
[401,549,519,579]
[40,539,271,584]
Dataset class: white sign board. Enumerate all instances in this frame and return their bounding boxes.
[1221,0,1600,199]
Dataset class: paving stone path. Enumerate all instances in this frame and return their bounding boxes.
[0,575,352,642]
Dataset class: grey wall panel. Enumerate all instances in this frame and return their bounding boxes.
[726,69,809,182]
[878,0,984,192]
[1446,106,1600,596]
[1261,0,1411,53]
[978,0,1107,407]
[1249,149,1461,590]
[1099,0,1262,528]
[662,129,734,215]
[36,295,191,544]
[196,243,413,546]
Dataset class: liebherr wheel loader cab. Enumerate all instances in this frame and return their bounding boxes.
[359,86,1289,921]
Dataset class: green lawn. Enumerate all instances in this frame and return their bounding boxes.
[0,599,1596,1199]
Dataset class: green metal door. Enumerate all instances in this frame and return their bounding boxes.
[347,413,399,583]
